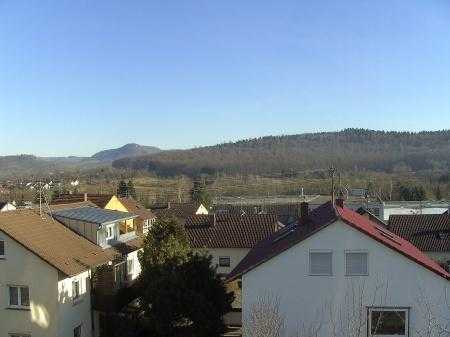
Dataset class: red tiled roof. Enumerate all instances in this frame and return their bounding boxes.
[228,202,450,281]
[185,214,280,249]
[52,194,113,208]
[152,202,203,221]
[388,213,450,252]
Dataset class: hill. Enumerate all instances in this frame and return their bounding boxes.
[112,129,450,177]
[91,143,161,162]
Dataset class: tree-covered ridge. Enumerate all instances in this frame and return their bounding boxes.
[113,129,450,177]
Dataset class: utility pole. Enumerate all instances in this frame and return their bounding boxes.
[329,166,336,204]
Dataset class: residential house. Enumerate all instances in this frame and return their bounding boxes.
[52,194,114,209]
[185,213,281,276]
[0,209,114,337]
[0,201,16,212]
[388,211,450,266]
[50,206,143,336]
[152,202,208,224]
[228,200,450,337]
[109,197,156,235]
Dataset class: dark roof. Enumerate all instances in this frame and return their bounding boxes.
[152,202,203,220]
[119,198,156,221]
[388,213,450,252]
[0,209,115,276]
[49,201,98,212]
[213,203,304,225]
[228,202,450,282]
[52,206,137,225]
[185,214,280,249]
[52,194,113,208]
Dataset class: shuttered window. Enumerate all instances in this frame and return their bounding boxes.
[346,252,368,275]
[309,251,332,275]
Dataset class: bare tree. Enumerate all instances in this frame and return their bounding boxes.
[243,292,285,337]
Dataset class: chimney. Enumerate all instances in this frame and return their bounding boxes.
[335,198,344,208]
[84,193,88,202]
[167,202,171,209]
[300,201,309,218]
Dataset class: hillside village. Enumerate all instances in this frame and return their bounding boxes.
[0,183,449,337]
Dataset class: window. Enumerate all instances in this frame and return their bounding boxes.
[8,286,29,308]
[72,279,80,300]
[219,256,231,267]
[9,334,31,337]
[309,251,332,275]
[105,225,115,240]
[368,307,408,336]
[0,240,4,258]
[127,258,134,276]
[346,252,368,275]
[73,325,82,337]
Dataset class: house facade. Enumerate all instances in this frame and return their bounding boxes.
[0,201,16,212]
[229,201,450,337]
[0,210,114,337]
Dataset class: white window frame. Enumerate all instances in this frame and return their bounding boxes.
[0,240,5,259]
[8,285,30,309]
[105,224,115,240]
[309,250,333,276]
[345,251,369,276]
[368,307,409,337]
[127,258,134,276]
[218,256,231,267]
[72,279,81,302]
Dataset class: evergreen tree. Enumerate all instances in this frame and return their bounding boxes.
[138,218,233,337]
[117,180,128,197]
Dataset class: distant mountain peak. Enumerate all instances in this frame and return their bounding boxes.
[92,143,161,162]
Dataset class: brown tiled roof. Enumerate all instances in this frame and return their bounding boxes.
[185,214,280,249]
[228,202,450,282]
[152,202,202,221]
[52,194,113,208]
[388,213,450,252]
[49,201,98,212]
[119,198,156,221]
[0,209,115,276]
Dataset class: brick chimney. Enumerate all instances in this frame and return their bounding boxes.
[300,201,309,218]
[335,198,344,208]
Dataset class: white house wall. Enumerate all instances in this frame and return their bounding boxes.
[0,231,59,337]
[57,270,93,337]
[242,220,450,337]
[198,248,250,275]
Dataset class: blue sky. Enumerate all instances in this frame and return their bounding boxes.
[1,0,449,156]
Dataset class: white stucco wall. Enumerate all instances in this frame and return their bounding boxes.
[57,270,93,337]
[195,204,209,215]
[197,248,250,275]
[0,231,94,337]
[0,231,59,337]
[242,220,450,337]
[127,249,142,281]
[0,203,17,212]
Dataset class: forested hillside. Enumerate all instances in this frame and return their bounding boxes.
[113,129,450,177]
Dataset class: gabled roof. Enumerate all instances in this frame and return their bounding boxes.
[52,194,114,208]
[152,202,203,221]
[0,209,115,276]
[49,200,98,212]
[185,214,280,249]
[228,202,450,281]
[388,212,450,252]
[119,198,156,221]
[52,206,137,225]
